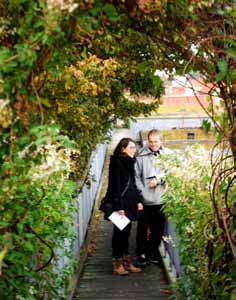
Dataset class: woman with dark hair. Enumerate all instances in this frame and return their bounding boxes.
[106,137,143,275]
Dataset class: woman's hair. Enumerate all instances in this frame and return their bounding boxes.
[113,137,135,156]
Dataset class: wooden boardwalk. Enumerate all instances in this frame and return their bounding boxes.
[72,128,173,300]
[72,216,172,300]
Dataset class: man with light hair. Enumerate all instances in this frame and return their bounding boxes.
[135,129,171,266]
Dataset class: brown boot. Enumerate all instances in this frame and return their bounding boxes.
[112,258,129,275]
[112,258,116,270]
[123,255,142,273]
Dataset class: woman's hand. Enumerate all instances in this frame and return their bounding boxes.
[118,210,125,216]
[137,203,143,211]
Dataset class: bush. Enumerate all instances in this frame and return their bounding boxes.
[159,145,236,300]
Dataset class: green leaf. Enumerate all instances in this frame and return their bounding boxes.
[202,119,211,132]
[151,74,162,88]
[214,245,224,261]
[24,241,34,251]
[35,136,49,145]
[230,289,236,300]
[227,48,236,58]
[216,60,228,81]
[230,189,236,204]
[0,47,18,72]
[14,44,36,66]
[16,221,25,233]
[89,1,103,16]
[137,62,148,73]
[103,4,120,22]
[0,221,10,228]
[2,161,13,169]
[40,98,51,108]
[17,136,30,146]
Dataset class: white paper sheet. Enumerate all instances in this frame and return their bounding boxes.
[108,211,131,230]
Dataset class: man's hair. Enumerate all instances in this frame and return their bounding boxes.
[147,129,163,140]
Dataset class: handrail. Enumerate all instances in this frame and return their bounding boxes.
[160,221,181,282]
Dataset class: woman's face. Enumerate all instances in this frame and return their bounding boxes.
[122,141,136,158]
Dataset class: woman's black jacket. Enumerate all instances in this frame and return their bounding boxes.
[106,154,143,221]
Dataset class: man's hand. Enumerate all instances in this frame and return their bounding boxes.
[148,177,158,188]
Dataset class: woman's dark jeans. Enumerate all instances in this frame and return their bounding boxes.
[112,222,132,259]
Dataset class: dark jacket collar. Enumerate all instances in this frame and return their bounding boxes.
[111,155,136,175]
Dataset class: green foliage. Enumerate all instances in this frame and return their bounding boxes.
[159,146,236,299]
[103,3,120,22]
[129,71,164,97]
[2,0,236,298]
[0,124,77,299]
[0,0,164,298]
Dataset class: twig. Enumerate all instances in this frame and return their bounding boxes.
[31,72,44,125]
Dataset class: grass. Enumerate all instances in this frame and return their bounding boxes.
[157,103,206,114]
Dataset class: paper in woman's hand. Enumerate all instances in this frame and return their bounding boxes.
[108,211,130,230]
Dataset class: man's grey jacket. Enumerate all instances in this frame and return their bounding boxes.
[135,145,172,206]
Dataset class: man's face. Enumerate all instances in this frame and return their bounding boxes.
[148,134,162,152]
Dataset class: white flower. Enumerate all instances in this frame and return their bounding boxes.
[47,0,78,12]
[0,99,13,128]
[28,143,77,181]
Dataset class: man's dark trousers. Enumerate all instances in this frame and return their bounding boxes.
[136,204,166,258]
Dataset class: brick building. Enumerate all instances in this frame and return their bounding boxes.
[162,76,210,108]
